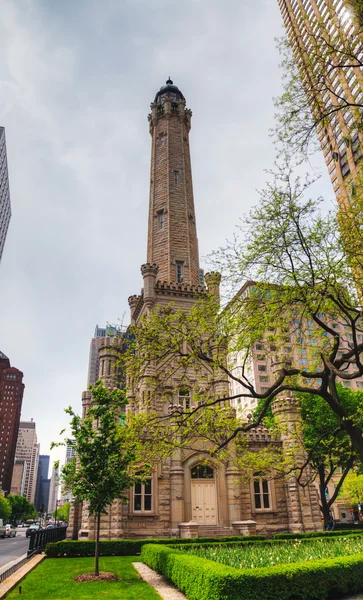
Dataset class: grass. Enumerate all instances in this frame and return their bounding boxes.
[181,536,363,569]
[5,556,161,600]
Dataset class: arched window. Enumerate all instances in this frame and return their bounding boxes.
[191,464,214,479]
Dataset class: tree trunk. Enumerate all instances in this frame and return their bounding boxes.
[94,513,101,577]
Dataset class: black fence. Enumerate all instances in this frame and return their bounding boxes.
[28,526,67,557]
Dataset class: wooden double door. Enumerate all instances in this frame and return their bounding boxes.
[191,465,217,525]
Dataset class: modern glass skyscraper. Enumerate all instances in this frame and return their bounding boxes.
[0,127,11,263]
[277,0,363,209]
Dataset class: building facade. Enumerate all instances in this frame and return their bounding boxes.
[13,420,40,504]
[0,351,24,494]
[277,0,363,209]
[34,454,50,514]
[87,325,123,386]
[69,81,321,541]
[0,127,11,264]
[48,463,60,514]
[10,460,27,496]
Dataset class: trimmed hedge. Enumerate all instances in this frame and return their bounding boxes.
[141,543,363,600]
[274,529,363,540]
[45,535,265,557]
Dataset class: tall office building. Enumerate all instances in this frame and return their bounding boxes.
[0,127,11,263]
[0,351,25,494]
[87,324,122,386]
[34,455,50,514]
[277,1,363,208]
[14,420,40,504]
[65,439,76,464]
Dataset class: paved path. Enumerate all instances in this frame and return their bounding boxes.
[0,531,28,569]
[133,562,186,600]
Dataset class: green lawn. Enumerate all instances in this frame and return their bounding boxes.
[5,557,161,600]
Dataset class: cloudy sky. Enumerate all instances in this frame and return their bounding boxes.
[0,0,334,472]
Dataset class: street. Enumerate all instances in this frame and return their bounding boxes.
[0,529,29,569]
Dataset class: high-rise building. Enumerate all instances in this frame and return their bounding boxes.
[277,1,363,209]
[87,324,122,386]
[48,463,60,514]
[34,455,50,514]
[10,460,27,496]
[0,351,24,494]
[0,127,11,264]
[14,420,40,504]
[65,440,76,464]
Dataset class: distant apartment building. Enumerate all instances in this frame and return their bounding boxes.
[0,351,25,494]
[0,127,11,264]
[228,282,363,419]
[13,420,40,504]
[277,1,363,211]
[87,324,123,386]
[34,454,50,514]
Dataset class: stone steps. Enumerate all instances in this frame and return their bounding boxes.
[197,526,233,538]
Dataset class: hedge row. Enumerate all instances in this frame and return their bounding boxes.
[45,529,363,557]
[274,529,363,540]
[141,543,363,600]
[45,535,265,557]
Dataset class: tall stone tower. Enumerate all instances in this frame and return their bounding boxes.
[147,79,200,286]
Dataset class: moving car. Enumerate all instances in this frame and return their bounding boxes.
[26,524,41,538]
[4,524,16,538]
[0,519,6,538]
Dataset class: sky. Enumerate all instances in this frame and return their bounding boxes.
[0,0,335,473]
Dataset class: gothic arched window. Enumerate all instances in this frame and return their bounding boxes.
[191,465,214,479]
[178,389,190,411]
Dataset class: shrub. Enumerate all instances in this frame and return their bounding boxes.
[45,535,265,557]
[141,543,363,600]
[274,529,363,539]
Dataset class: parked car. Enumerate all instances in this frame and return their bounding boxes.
[26,524,41,538]
[0,519,6,538]
[4,524,16,538]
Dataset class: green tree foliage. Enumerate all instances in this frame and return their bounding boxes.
[125,163,363,474]
[54,381,151,577]
[340,472,363,505]
[6,494,37,523]
[0,492,11,522]
[53,501,70,523]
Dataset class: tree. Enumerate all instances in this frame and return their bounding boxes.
[125,162,363,475]
[53,501,70,523]
[255,386,362,528]
[55,381,150,578]
[6,495,37,524]
[0,493,11,522]
[340,472,363,506]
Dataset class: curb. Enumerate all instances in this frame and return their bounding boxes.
[0,554,45,599]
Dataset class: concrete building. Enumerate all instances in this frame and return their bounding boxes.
[277,0,363,210]
[14,420,40,504]
[0,127,11,264]
[65,440,76,464]
[0,351,24,494]
[48,463,60,514]
[34,455,50,514]
[10,459,26,496]
[69,80,321,541]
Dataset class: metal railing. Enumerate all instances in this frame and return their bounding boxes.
[27,526,67,557]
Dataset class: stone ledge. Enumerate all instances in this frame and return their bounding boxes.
[0,554,45,599]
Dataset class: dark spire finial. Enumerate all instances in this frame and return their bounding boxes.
[166,77,173,85]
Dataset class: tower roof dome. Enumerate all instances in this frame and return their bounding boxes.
[154,78,185,103]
